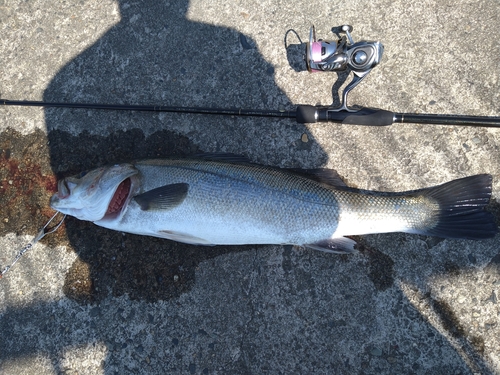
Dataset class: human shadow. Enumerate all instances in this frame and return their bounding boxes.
[47,128,263,303]
[42,0,322,304]
[1,1,497,374]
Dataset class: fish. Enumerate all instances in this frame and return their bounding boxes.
[49,155,497,253]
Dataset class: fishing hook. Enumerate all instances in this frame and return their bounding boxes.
[0,211,66,279]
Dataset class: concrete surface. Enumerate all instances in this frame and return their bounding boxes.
[1,0,500,374]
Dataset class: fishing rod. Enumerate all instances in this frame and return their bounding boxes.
[2,24,500,128]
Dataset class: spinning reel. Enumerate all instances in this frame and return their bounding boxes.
[2,23,499,127]
[305,25,384,112]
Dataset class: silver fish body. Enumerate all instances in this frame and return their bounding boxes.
[50,157,497,253]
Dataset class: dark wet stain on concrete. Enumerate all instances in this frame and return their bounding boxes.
[486,197,500,227]
[1,127,256,304]
[0,128,62,244]
[64,216,256,303]
[430,297,466,339]
[428,295,486,373]
[357,239,395,291]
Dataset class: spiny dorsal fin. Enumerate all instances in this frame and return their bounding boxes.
[133,183,189,211]
[194,156,348,188]
[192,153,252,164]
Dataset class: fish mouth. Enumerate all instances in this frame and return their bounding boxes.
[104,178,132,218]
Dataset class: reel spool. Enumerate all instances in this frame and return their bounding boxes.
[305,25,384,112]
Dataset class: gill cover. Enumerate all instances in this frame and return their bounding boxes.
[50,164,138,221]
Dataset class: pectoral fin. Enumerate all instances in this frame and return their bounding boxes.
[305,237,358,254]
[133,183,189,211]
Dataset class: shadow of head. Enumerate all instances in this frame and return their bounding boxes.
[48,129,264,304]
[41,0,328,304]
[44,0,294,112]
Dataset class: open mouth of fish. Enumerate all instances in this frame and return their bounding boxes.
[104,178,132,218]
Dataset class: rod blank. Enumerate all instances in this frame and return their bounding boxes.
[394,113,500,127]
[0,99,297,119]
[2,98,500,127]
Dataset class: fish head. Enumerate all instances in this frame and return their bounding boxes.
[50,163,139,221]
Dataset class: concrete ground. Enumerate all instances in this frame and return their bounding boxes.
[1,0,500,374]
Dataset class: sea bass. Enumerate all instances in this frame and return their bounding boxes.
[49,155,497,253]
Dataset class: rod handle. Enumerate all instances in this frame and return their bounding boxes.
[296,105,395,126]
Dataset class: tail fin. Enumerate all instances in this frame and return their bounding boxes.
[416,174,497,240]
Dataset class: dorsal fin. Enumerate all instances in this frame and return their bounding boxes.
[192,153,252,164]
[192,153,348,188]
[288,168,347,187]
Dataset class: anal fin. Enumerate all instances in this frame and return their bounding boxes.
[305,237,358,254]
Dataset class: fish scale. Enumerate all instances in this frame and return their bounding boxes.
[333,191,439,237]
[129,160,342,245]
[50,157,497,253]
